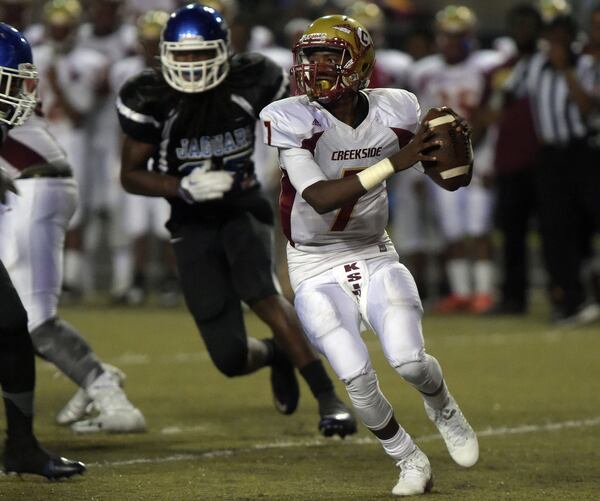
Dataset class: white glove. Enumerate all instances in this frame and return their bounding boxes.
[179,168,234,203]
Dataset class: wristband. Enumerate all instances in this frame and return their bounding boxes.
[356,158,395,191]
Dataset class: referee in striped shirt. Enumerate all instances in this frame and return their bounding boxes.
[506,13,600,324]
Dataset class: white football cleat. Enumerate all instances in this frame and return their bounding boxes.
[56,364,126,425]
[392,446,433,496]
[70,368,145,434]
[425,394,479,467]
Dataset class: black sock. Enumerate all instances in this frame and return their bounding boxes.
[299,360,334,399]
[3,397,33,442]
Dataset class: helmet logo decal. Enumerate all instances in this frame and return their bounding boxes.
[333,25,352,34]
[357,27,371,47]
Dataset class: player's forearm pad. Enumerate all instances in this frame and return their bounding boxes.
[356,158,395,191]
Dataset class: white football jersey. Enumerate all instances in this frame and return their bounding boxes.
[409,50,504,121]
[260,88,420,287]
[33,44,107,131]
[0,113,67,179]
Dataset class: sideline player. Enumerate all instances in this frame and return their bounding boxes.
[117,4,356,437]
[410,5,505,314]
[0,21,146,433]
[107,9,178,305]
[0,21,85,478]
[260,15,478,496]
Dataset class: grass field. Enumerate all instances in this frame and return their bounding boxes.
[1,301,599,500]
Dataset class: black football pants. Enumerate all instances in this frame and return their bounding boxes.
[171,212,278,377]
[0,259,35,395]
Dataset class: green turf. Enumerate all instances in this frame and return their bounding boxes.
[1,303,599,500]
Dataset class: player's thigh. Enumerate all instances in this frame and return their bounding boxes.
[295,277,370,381]
[466,182,494,237]
[171,224,235,321]
[4,179,76,291]
[222,213,278,304]
[432,182,467,241]
[366,259,425,367]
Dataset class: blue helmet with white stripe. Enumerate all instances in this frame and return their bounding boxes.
[160,3,230,93]
[0,22,38,126]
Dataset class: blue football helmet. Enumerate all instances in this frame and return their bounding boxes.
[0,23,38,126]
[160,3,230,93]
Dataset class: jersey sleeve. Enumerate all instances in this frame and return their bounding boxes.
[259,97,327,193]
[279,148,327,194]
[259,97,315,149]
[116,70,163,144]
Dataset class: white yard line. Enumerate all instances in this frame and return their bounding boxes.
[89,415,600,468]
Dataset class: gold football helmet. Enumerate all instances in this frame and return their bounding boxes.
[435,5,477,34]
[537,0,571,23]
[344,1,384,34]
[43,0,81,26]
[291,15,375,104]
[136,9,169,41]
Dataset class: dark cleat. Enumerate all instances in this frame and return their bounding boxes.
[3,437,86,480]
[266,339,300,415]
[318,392,357,438]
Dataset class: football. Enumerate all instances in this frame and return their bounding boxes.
[421,107,473,191]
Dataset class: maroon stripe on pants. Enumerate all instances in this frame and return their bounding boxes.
[1,136,47,171]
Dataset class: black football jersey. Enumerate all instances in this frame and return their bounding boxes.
[117,52,288,229]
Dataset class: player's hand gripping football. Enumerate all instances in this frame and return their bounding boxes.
[179,168,234,203]
[388,122,441,173]
[439,106,472,137]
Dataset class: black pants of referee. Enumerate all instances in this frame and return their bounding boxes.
[0,258,36,438]
[495,167,537,312]
[171,212,278,377]
[535,143,600,317]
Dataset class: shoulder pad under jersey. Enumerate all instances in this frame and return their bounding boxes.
[117,68,171,143]
[259,95,324,149]
[363,88,421,133]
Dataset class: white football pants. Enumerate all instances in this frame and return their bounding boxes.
[0,177,78,331]
[294,256,426,382]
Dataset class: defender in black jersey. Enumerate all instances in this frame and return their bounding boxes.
[117,4,356,437]
[0,22,85,479]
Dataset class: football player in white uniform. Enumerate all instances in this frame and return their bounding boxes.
[34,0,107,244]
[0,17,146,434]
[410,5,506,314]
[62,0,137,296]
[260,15,478,496]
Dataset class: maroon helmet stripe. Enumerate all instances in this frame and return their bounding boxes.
[2,136,47,171]
[391,127,414,148]
[279,170,296,246]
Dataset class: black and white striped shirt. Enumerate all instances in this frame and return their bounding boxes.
[505,52,600,145]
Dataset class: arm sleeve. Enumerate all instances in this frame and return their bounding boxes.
[279,148,327,194]
[116,73,163,144]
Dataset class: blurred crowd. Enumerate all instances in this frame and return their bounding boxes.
[2,0,599,325]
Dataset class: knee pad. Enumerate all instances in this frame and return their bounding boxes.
[395,354,443,393]
[345,367,393,431]
[30,317,103,387]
